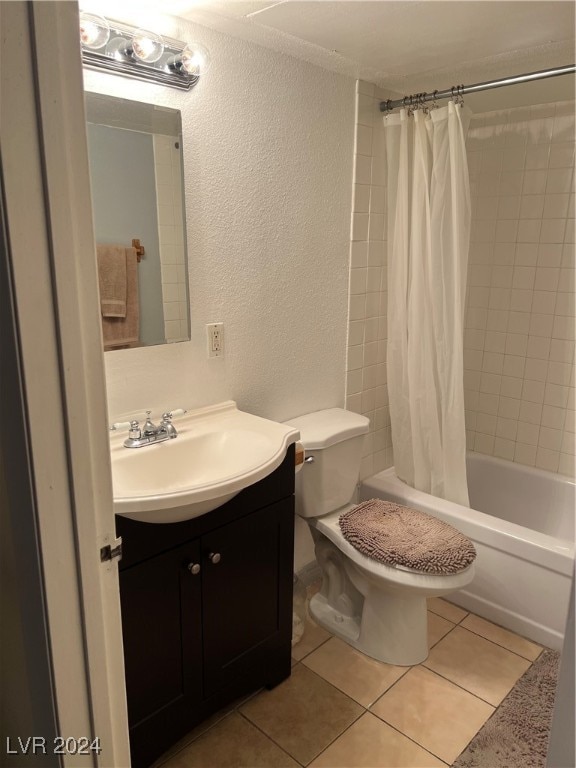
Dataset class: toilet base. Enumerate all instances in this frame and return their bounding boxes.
[309,589,429,666]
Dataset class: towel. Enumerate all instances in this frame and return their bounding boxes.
[97,244,127,317]
[100,247,140,349]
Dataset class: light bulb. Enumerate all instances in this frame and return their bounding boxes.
[131,30,164,63]
[79,12,110,50]
[174,44,211,76]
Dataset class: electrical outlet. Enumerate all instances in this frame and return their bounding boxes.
[206,323,224,358]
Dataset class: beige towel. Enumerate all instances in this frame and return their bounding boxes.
[101,247,140,349]
[97,244,127,317]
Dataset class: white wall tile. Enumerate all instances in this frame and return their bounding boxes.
[514,442,537,466]
[531,290,556,314]
[517,220,542,242]
[494,437,516,460]
[500,375,523,399]
[519,400,542,425]
[355,124,373,156]
[535,447,560,471]
[498,396,521,419]
[524,358,548,382]
[517,421,540,445]
[523,170,547,195]
[538,426,563,451]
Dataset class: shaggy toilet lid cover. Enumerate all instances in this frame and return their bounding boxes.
[339,499,476,574]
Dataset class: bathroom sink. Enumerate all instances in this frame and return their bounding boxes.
[110,401,299,523]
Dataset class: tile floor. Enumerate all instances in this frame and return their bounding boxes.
[156,596,544,768]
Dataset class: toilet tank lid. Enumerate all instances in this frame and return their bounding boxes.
[284,408,370,449]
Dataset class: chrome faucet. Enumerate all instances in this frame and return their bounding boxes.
[111,409,186,448]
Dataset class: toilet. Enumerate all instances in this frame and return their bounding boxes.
[286,408,475,666]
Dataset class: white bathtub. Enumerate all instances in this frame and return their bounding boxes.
[360,452,575,650]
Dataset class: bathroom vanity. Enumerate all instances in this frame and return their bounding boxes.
[115,445,295,768]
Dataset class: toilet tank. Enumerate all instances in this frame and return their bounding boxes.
[285,409,370,518]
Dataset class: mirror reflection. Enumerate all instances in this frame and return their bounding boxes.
[85,92,190,350]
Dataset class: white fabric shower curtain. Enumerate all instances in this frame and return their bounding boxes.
[384,101,472,506]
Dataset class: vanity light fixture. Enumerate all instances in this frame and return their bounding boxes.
[79,12,209,90]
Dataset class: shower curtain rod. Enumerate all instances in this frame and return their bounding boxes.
[379,64,576,112]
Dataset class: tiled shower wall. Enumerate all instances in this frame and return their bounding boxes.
[464,102,575,476]
[153,134,189,343]
[346,81,392,480]
[346,86,575,481]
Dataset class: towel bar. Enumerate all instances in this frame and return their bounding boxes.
[132,238,145,262]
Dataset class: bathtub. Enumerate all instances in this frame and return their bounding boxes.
[360,452,575,650]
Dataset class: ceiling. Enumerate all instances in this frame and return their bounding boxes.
[85,0,576,108]
[185,1,575,90]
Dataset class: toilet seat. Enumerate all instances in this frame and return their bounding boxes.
[340,499,476,575]
[311,506,474,591]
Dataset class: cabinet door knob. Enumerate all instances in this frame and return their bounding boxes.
[208,552,221,564]
[187,562,201,575]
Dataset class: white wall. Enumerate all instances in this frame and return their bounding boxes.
[84,17,355,426]
[83,15,356,572]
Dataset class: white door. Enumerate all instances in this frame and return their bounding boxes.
[1,2,130,765]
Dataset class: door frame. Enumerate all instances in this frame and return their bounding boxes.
[1,2,130,765]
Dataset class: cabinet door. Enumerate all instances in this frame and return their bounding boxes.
[201,498,294,696]
[120,540,203,728]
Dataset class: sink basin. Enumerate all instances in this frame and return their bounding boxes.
[110,401,299,523]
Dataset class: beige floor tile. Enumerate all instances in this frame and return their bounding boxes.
[428,611,454,648]
[461,613,542,661]
[153,692,259,767]
[371,665,494,764]
[239,664,363,765]
[302,636,408,707]
[427,597,468,624]
[160,712,299,768]
[291,615,332,661]
[423,626,531,706]
[309,712,446,768]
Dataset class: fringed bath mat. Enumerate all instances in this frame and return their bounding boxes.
[452,649,560,768]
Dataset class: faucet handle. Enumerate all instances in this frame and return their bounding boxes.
[110,420,132,432]
[166,408,187,419]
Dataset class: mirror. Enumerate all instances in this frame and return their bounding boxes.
[85,92,190,350]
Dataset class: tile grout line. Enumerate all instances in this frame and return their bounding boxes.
[235,710,308,767]
[239,665,366,768]
[428,603,551,664]
[457,620,546,661]
[450,623,546,663]
[419,659,507,709]
[157,604,546,767]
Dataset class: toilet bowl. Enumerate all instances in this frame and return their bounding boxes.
[285,408,475,666]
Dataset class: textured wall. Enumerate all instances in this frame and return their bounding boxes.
[464,102,575,476]
[85,17,355,426]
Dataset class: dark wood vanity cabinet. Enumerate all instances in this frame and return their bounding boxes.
[115,446,295,768]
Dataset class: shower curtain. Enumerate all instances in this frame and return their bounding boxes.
[383,101,471,506]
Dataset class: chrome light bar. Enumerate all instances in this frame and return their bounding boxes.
[80,13,209,91]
